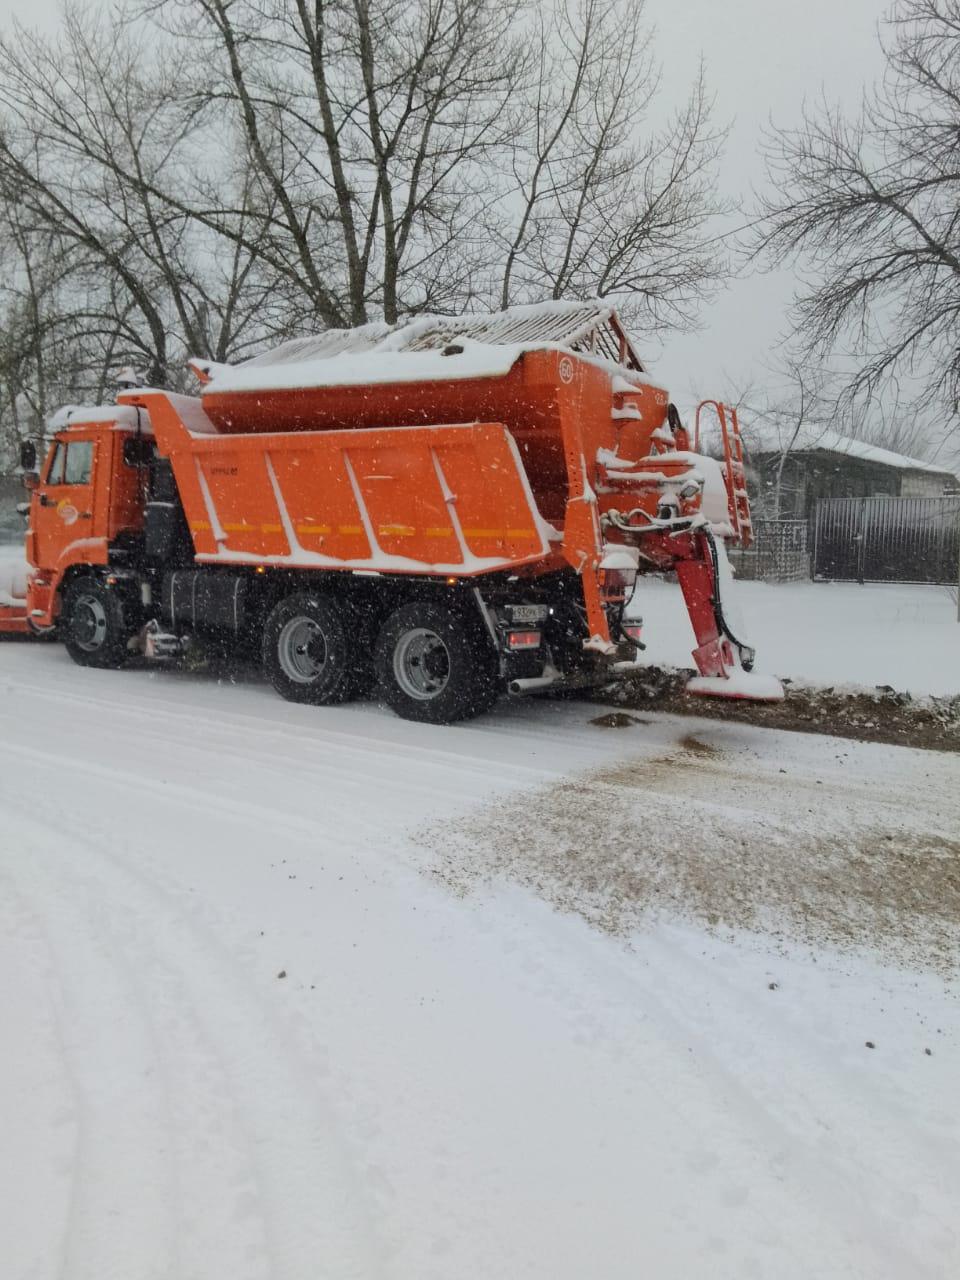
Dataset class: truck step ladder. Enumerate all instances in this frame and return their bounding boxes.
[694,400,753,548]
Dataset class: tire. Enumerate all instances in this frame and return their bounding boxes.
[262,593,360,705]
[61,577,134,669]
[374,601,499,724]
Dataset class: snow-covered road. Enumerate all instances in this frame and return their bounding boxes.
[1,642,958,1280]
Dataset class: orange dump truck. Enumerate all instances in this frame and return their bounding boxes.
[6,302,783,722]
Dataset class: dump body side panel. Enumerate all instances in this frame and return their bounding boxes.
[128,391,555,576]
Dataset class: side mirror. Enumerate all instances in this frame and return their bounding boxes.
[19,440,37,472]
[22,471,39,491]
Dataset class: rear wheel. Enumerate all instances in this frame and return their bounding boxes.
[374,601,499,724]
[262,593,360,705]
[61,577,135,669]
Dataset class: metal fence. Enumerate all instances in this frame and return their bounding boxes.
[813,495,960,584]
[728,519,809,582]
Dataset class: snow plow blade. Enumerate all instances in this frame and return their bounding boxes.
[0,603,30,635]
[686,673,785,702]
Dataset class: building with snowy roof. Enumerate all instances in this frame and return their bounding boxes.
[740,423,958,521]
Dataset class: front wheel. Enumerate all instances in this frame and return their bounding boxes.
[374,601,499,724]
[61,577,135,669]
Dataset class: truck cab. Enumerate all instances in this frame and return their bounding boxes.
[23,408,152,630]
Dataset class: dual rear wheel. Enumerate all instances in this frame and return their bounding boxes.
[262,594,499,723]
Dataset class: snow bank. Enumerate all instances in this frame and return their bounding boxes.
[0,544,28,605]
[630,577,960,696]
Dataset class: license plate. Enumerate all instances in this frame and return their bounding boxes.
[510,604,548,624]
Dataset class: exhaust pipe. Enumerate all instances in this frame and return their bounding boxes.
[509,674,559,695]
[509,662,638,697]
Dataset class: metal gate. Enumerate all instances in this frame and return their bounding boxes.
[813,495,960,583]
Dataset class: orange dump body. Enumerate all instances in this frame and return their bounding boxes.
[121,348,684,647]
[138,399,555,574]
[198,349,671,527]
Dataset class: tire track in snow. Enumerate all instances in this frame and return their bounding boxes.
[489,900,956,1278]
[3,663,634,801]
[0,792,392,1280]
[0,873,81,1280]
[0,836,181,1280]
[0,736,390,851]
[629,926,958,1275]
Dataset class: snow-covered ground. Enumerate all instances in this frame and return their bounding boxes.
[0,642,957,1279]
[632,577,959,696]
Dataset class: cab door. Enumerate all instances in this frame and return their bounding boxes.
[33,435,99,572]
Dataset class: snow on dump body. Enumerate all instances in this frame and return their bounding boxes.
[201,345,526,394]
[194,299,648,394]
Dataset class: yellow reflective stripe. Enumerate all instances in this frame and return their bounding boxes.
[296,523,331,534]
[378,524,415,537]
[424,527,453,537]
[190,521,211,531]
[262,523,283,533]
[338,525,364,535]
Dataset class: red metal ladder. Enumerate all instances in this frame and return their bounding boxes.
[694,401,753,548]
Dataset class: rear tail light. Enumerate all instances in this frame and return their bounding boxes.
[506,629,542,650]
[623,623,644,643]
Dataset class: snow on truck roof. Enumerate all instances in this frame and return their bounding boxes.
[46,404,153,433]
[192,300,647,394]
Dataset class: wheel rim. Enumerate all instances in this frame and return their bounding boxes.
[71,593,107,652]
[393,627,451,700]
[277,616,327,683]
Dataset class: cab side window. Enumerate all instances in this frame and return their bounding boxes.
[63,441,94,484]
[46,441,94,486]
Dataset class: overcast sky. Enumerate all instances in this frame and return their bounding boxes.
[645,0,890,411]
[1,0,892,417]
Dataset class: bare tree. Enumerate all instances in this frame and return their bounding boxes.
[0,0,730,430]
[0,202,99,458]
[499,0,727,328]
[151,0,528,326]
[752,0,960,429]
[0,6,277,394]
